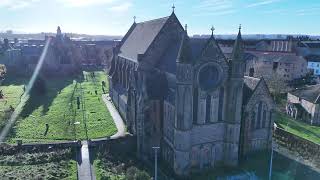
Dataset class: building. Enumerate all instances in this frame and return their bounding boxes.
[305,55,320,76]
[108,11,275,175]
[296,41,320,57]
[244,51,308,81]
[0,27,116,75]
[287,84,320,126]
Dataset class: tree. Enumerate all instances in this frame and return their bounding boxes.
[125,167,151,180]
[0,64,6,78]
[267,73,289,103]
[31,77,47,95]
[0,64,6,85]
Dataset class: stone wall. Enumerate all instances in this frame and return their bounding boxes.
[0,141,80,155]
[274,127,320,168]
[90,135,136,154]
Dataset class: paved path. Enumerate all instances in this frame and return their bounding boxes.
[76,94,126,180]
[102,94,126,139]
[77,141,96,180]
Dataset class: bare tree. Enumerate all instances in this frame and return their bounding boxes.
[267,72,289,103]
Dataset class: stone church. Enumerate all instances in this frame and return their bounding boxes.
[108,11,275,175]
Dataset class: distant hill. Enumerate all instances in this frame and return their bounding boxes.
[0,32,122,41]
[193,34,320,40]
[1,32,319,42]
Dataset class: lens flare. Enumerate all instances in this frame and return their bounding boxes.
[0,38,51,143]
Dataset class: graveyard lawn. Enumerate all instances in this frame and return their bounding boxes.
[0,148,77,179]
[1,71,116,143]
[275,112,320,144]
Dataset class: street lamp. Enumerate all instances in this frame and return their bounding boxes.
[152,146,160,180]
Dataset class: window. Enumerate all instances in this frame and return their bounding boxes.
[257,102,262,129]
[218,87,224,122]
[251,111,255,130]
[273,62,279,70]
[205,95,211,123]
[262,110,267,128]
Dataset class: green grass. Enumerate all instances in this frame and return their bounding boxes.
[275,112,320,144]
[93,147,152,180]
[0,148,77,179]
[1,71,116,143]
[0,77,26,130]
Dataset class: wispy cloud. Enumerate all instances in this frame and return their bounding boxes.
[109,2,132,12]
[0,0,39,10]
[296,7,320,16]
[246,0,281,8]
[58,0,117,7]
[192,0,236,17]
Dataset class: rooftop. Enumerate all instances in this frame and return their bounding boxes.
[119,16,170,62]
[290,84,320,104]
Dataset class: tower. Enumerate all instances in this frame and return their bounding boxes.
[224,26,245,165]
[173,29,193,175]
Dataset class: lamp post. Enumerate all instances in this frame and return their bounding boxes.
[152,146,160,180]
[268,140,273,180]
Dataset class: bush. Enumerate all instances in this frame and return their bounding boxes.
[125,166,151,180]
[31,77,47,95]
[0,64,6,79]
[135,170,151,180]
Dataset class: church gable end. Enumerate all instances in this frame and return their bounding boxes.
[142,13,185,68]
[245,78,274,111]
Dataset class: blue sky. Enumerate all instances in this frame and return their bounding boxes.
[0,0,319,35]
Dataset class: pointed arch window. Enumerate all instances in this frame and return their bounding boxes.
[205,95,211,123]
[218,87,224,122]
[257,102,262,129]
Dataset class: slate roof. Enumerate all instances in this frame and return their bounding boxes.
[119,16,170,62]
[290,84,320,104]
[247,51,306,63]
[243,76,261,105]
[158,37,181,73]
[305,54,320,62]
[189,38,208,60]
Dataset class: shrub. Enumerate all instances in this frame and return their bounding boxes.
[135,170,151,180]
[31,77,47,95]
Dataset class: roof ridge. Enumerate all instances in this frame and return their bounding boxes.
[244,76,260,81]
[137,16,170,24]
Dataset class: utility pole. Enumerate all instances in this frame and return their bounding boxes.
[269,140,273,180]
[152,146,160,180]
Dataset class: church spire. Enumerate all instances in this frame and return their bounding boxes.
[231,24,244,61]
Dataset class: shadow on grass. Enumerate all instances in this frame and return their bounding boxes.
[19,76,77,118]
[276,113,320,139]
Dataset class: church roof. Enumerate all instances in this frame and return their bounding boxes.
[189,38,208,60]
[290,84,320,104]
[243,76,261,105]
[119,16,170,62]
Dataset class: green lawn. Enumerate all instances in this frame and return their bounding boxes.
[0,148,77,180]
[275,112,320,144]
[1,71,116,143]
[0,77,26,131]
